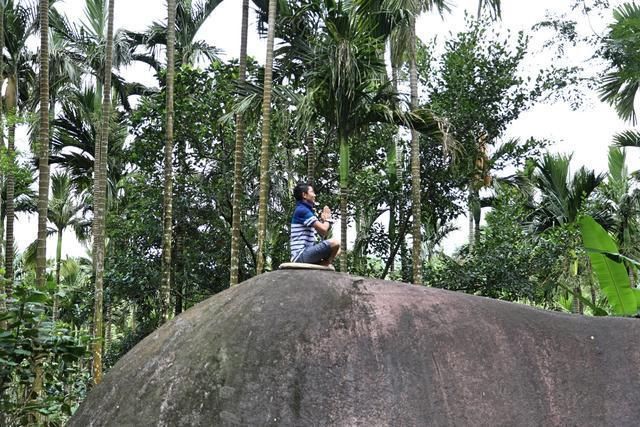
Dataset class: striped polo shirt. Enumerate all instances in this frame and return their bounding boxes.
[290,201,319,260]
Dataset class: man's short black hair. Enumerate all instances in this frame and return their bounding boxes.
[293,182,312,201]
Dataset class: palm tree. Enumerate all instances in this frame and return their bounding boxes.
[50,86,127,197]
[409,0,497,283]
[0,0,5,278]
[35,0,50,290]
[125,0,223,71]
[48,171,83,319]
[230,0,250,286]
[49,172,82,287]
[255,0,278,274]
[3,0,36,286]
[597,147,640,285]
[91,0,115,386]
[160,0,176,322]
[600,2,640,124]
[527,153,605,313]
[49,0,137,110]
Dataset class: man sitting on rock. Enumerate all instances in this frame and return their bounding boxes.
[290,182,341,268]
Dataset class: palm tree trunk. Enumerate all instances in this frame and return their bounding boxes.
[105,302,112,353]
[53,228,63,322]
[339,134,349,273]
[30,0,52,412]
[256,0,278,274]
[91,0,115,386]
[5,75,17,290]
[306,133,315,185]
[36,0,51,289]
[388,62,402,274]
[409,17,422,284]
[230,0,250,286]
[570,257,581,314]
[160,0,177,320]
[0,1,4,284]
[174,232,183,315]
[468,187,480,250]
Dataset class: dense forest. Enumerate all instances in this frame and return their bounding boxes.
[1,0,640,424]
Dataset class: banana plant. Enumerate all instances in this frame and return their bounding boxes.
[579,215,639,316]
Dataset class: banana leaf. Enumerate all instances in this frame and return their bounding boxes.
[579,216,638,316]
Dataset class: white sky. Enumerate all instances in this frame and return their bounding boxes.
[12,0,634,258]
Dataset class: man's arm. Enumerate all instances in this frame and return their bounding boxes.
[312,205,332,238]
[312,219,331,238]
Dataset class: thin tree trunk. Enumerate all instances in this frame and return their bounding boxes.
[105,302,112,353]
[400,232,409,282]
[339,134,349,273]
[5,75,17,290]
[388,62,402,274]
[354,207,362,271]
[36,0,51,289]
[174,232,183,315]
[306,133,315,185]
[53,228,63,322]
[230,0,250,286]
[91,0,115,386]
[468,187,476,250]
[381,213,410,280]
[256,0,278,274]
[30,0,52,413]
[570,257,581,314]
[160,0,176,320]
[409,17,422,284]
[0,1,4,285]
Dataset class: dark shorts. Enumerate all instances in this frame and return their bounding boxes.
[297,241,332,264]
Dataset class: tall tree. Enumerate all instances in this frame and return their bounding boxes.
[48,171,83,319]
[160,0,176,321]
[255,0,277,274]
[527,153,605,313]
[49,174,80,285]
[35,0,50,290]
[0,0,4,279]
[91,0,115,386]
[408,13,422,283]
[4,73,17,286]
[230,0,249,286]
[3,0,36,287]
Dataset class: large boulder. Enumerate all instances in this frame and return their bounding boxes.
[71,271,640,426]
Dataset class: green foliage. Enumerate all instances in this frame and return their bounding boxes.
[579,215,638,316]
[599,1,640,123]
[425,186,562,302]
[0,275,90,425]
[111,62,265,332]
[1,150,37,218]
[424,17,534,159]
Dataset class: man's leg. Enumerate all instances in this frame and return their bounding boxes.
[299,241,333,265]
[319,238,340,266]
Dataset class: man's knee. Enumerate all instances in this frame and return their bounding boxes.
[328,238,341,249]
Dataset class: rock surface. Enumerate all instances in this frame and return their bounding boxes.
[71,270,640,426]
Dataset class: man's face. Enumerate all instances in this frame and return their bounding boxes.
[302,186,316,204]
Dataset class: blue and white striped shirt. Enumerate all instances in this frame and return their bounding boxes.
[290,201,318,260]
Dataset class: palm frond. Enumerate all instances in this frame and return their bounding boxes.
[613,129,640,148]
